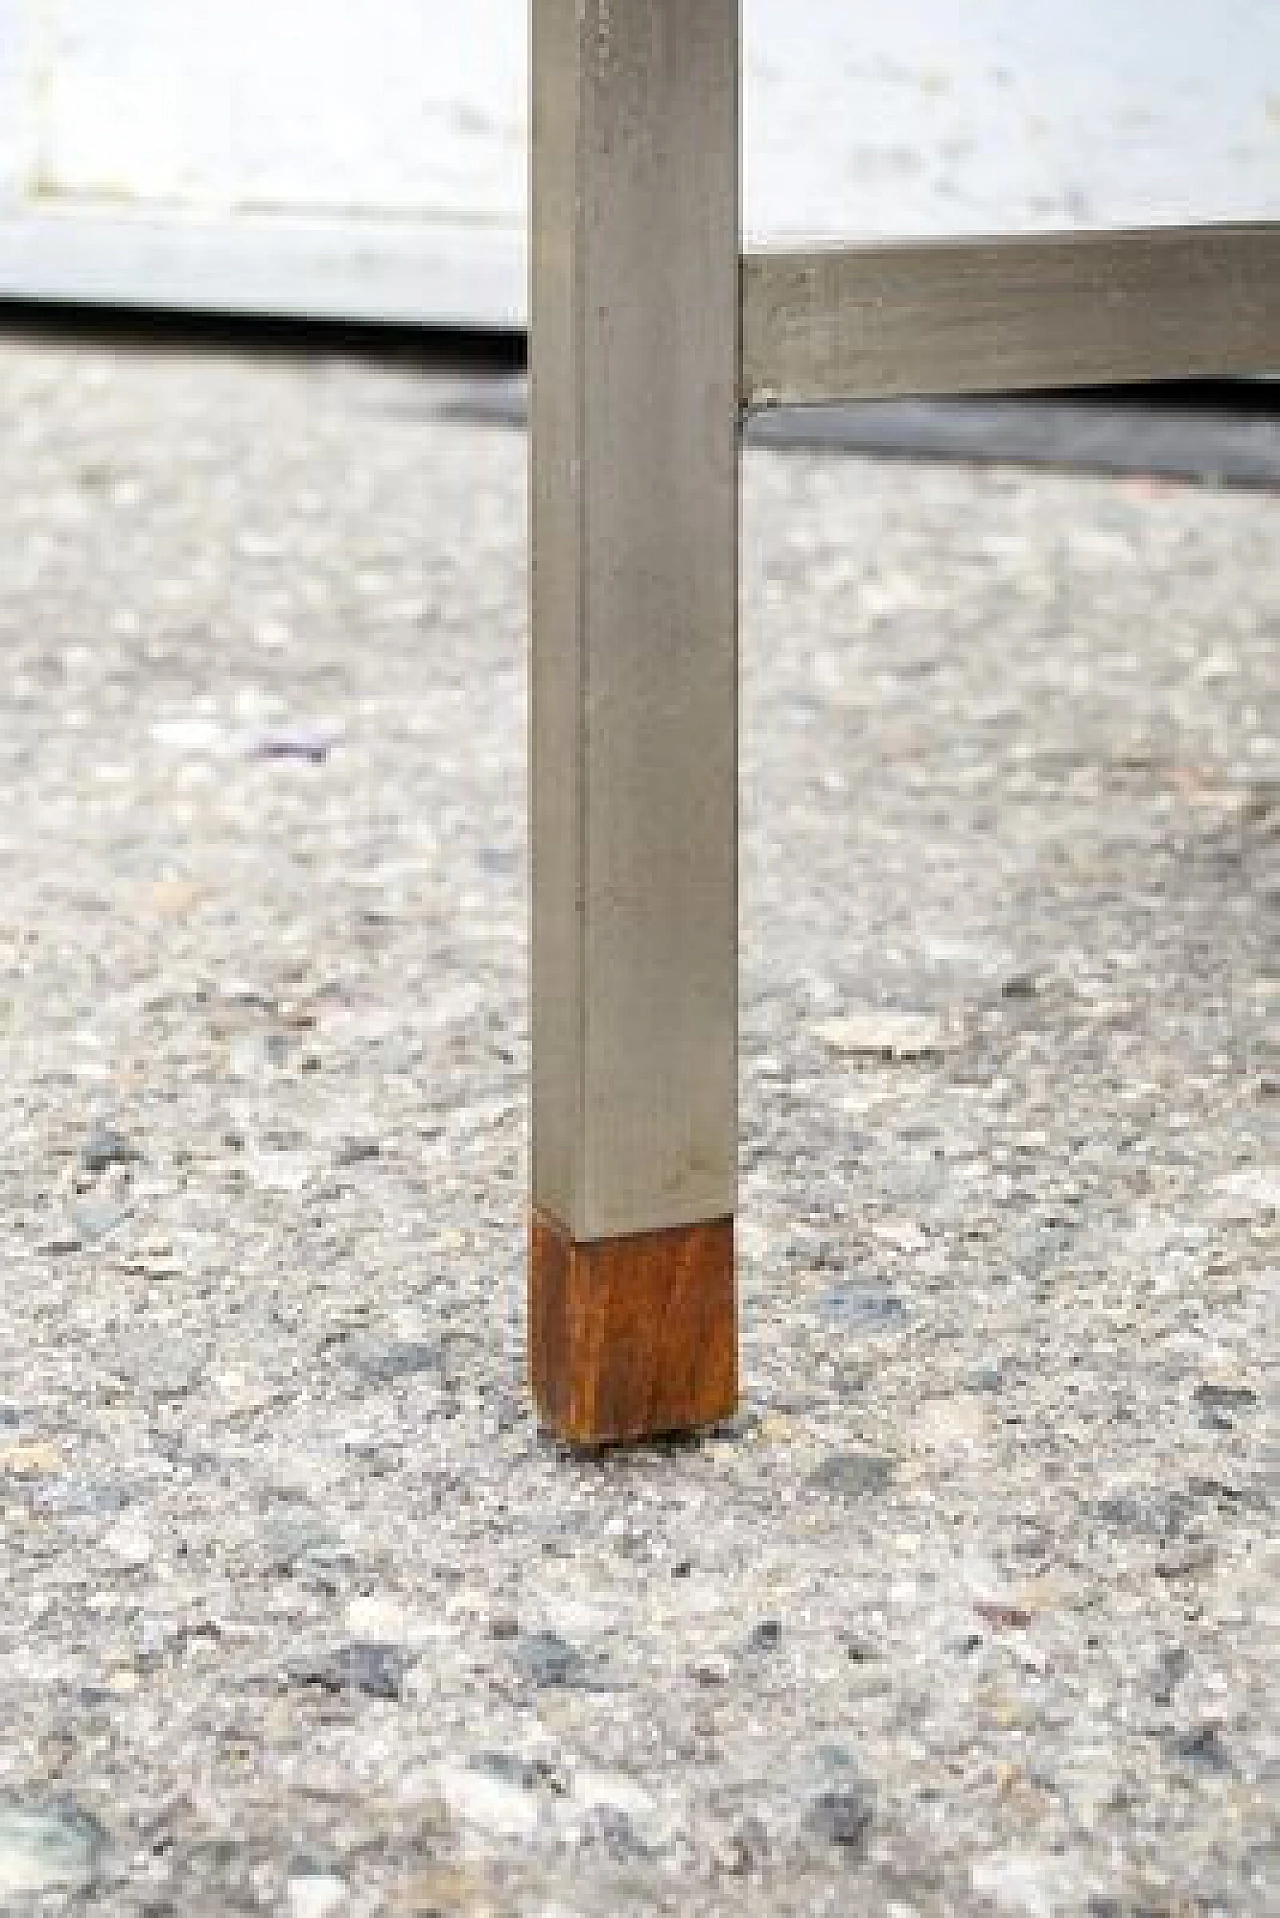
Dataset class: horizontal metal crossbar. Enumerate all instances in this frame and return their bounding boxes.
[741,223,1280,409]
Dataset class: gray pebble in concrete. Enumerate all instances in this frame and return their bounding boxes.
[0,1800,107,1896]
[802,1783,875,1855]
[284,1643,409,1702]
[79,1124,143,1174]
[807,1450,898,1501]
[514,1631,595,1690]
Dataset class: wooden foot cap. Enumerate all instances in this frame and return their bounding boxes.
[529,1211,737,1446]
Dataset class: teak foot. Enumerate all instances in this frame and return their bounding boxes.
[529,1211,737,1446]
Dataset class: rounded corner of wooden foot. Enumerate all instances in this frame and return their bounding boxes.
[528,1210,738,1447]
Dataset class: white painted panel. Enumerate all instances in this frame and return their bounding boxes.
[0,6,40,196]
[745,0,1280,242]
[1,2,1277,324]
[28,0,524,219]
[0,207,524,327]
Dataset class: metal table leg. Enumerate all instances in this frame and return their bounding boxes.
[528,0,741,1443]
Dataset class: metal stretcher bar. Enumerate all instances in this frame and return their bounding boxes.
[741,225,1280,408]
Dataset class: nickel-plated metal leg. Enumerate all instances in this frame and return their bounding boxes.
[529,0,740,1443]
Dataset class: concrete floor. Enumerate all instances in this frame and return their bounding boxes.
[0,325,1276,1917]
